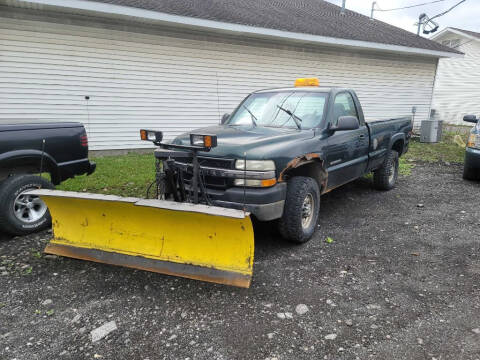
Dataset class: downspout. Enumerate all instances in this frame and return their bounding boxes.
[425,58,440,130]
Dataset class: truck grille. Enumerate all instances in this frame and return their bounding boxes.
[197,157,235,169]
[177,157,235,189]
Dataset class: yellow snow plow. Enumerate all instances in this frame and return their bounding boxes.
[28,131,255,288]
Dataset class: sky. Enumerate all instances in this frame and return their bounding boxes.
[326,0,480,36]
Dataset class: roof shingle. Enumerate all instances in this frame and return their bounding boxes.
[84,0,460,54]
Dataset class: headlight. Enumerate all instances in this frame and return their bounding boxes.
[467,134,480,149]
[235,160,276,171]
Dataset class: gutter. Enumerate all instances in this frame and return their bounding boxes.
[13,0,462,58]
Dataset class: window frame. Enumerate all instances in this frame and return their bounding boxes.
[331,91,359,126]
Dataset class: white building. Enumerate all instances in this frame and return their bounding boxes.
[431,27,480,125]
[0,0,459,150]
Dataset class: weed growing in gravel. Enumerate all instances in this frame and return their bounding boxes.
[31,249,42,259]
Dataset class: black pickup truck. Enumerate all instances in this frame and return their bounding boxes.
[155,82,412,243]
[0,122,96,235]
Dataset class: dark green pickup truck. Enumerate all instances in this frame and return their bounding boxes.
[159,81,413,243]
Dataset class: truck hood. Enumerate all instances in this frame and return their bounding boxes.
[172,125,315,159]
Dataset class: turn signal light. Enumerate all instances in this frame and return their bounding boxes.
[467,134,478,148]
[294,78,319,87]
[261,178,277,187]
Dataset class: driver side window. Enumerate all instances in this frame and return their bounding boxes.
[333,93,358,125]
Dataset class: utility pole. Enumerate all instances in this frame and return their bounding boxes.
[417,14,427,35]
[370,1,376,19]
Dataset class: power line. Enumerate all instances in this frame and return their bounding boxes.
[429,0,467,20]
[375,0,447,12]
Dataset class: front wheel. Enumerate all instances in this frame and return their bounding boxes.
[0,175,54,236]
[373,150,399,190]
[278,176,320,244]
[463,165,479,181]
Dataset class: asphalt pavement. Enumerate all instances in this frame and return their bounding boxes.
[1,162,479,360]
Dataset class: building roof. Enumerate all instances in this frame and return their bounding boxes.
[432,27,480,42]
[9,0,461,57]
[84,0,459,54]
[450,28,480,40]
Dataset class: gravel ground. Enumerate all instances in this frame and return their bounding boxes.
[1,162,479,360]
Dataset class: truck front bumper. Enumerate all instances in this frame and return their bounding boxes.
[207,183,287,221]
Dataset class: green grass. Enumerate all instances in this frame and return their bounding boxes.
[404,132,468,164]
[58,133,467,197]
[58,153,155,197]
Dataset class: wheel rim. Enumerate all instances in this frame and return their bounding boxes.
[388,160,397,183]
[13,192,48,223]
[301,193,315,229]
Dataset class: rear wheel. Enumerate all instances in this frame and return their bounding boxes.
[0,175,54,236]
[278,176,320,244]
[373,150,399,190]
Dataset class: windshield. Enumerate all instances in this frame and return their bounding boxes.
[227,91,328,129]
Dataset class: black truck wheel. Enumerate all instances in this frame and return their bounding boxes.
[278,176,320,244]
[0,175,54,236]
[373,150,399,190]
[463,166,479,181]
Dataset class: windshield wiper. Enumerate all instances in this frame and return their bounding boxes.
[242,105,258,127]
[276,105,303,130]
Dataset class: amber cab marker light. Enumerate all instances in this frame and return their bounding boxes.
[294,78,320,87]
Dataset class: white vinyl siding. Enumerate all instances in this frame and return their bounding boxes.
[0,17,437,150]
[432,33,480,125]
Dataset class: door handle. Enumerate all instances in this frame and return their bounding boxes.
[359,134,365,139]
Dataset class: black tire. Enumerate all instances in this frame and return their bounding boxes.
[0,175,54,236]
[463,166,479,181]
[278,176,320,244]
[373,150,399,191]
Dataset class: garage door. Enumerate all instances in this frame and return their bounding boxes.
[0,16,437,150]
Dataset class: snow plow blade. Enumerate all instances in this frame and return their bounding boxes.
[27,190,254,288]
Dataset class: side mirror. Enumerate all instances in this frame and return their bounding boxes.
[463,115,478,123]
[221,113,230,124]
[330,116,360,132]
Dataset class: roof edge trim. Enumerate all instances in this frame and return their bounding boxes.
[431,27,480,42]
[16,0,462,58]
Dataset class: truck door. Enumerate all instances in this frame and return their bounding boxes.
[325,91,369,189]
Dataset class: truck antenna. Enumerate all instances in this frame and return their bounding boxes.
[243,152,247,215]
[39,139,46,187]
[85,96,91,138]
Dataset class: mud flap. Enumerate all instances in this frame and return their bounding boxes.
[27,190,254,288]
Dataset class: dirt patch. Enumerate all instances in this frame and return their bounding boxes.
[1,163,479,360]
